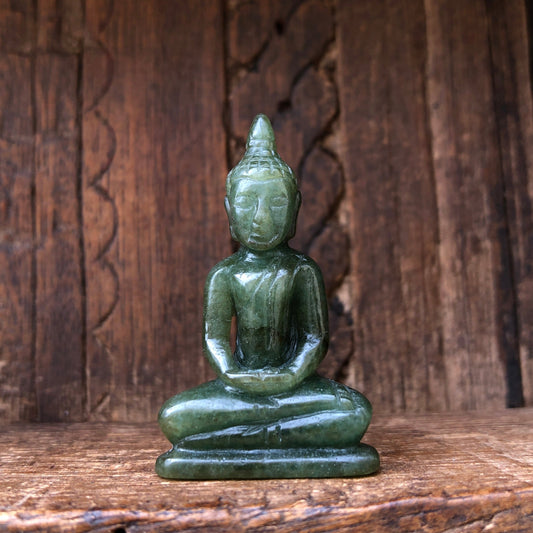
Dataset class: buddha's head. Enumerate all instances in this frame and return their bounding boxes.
[225,114,301,251]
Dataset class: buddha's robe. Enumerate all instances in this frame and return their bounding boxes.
[159,247,372,450]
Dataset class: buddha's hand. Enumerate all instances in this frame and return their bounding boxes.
[222,368,297,395]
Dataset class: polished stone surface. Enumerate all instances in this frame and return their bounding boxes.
[156,114,379,479]
[156,445,380,480]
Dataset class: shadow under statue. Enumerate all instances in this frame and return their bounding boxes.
[156,114,379,479]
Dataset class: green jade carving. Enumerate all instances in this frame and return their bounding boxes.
[156,115,379,479]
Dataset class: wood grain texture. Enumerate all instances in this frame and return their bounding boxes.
[0,0,85,422]
[82,0,229,421]
[337,0,446,411]
[0,1,35,421]
[486,0,533,407]
[0,409,531,532]
[0,0,33,54]
[228,0,334,144]
[425,0,510,410]
[34,0,85,421]
[2,0,533,422]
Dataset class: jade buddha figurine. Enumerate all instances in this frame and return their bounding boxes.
[156,114,379,479]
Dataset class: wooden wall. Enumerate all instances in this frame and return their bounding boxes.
[1,0,532,422]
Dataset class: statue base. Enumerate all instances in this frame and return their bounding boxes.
[155,444,379,479]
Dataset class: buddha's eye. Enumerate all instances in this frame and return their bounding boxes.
[269,196,288,208]
[233,196,255,209]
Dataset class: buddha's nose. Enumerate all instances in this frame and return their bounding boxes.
[252,201,270,227]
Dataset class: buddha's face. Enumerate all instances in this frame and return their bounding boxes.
[226,178,300,251]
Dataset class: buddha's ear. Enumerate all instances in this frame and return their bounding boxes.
[224,196,237,240]
[295,190,302,212]
[289,191,302,239]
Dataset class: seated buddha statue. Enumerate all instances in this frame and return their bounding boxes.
[156,114,379,479]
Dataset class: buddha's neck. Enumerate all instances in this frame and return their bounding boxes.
[239,243,290,262]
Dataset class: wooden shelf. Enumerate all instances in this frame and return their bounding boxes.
[1,409,532,532]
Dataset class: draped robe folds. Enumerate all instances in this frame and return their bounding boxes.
[158,248,372,450]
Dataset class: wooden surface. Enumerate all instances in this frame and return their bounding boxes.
[1,0,533,422]
[0,3,35,421]
[337,0,446,412]
[81,0,228,423]
[35,1,85,422]
[485,0,533,407]
[0,409,532,532]
[337,0,532,412]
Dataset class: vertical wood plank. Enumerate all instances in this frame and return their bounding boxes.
[486,0,533,407]
[83,0,228,421]
[34,0,85,421]
[226,0,355,380]
[2,0,529,421]
[0,0,33,53]
[337,0,446,411]
[424,0,508,409]
[0,0,35,421]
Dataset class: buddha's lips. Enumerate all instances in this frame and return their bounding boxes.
[248,236,276,247]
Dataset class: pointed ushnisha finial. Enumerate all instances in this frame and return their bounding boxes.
[246,114,276,151]
[226,114,296,194]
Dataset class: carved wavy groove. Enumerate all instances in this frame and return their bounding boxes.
[83,6,119,349]
[88,110,117,261]
[225,0,306,86]
[279,4,354,380]
[84,40,114,114]
[225,0,353,379]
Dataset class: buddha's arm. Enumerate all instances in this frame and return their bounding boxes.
[286,259,329,382]
[203,266,238,379]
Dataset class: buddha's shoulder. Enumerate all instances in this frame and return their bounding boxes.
[289,251,323,277]
[206,254,239,283]
[270,249,322,282]
[206,250,323,283]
